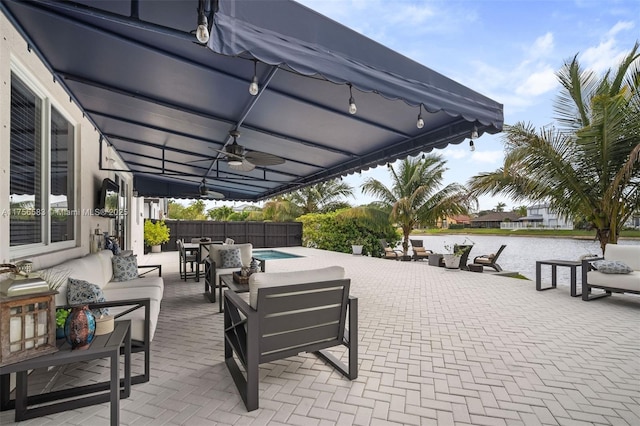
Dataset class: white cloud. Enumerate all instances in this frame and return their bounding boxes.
[528,32,555,60]
[515,66,559,97]
[581,21,635,73]
[471,150,504,164]
[441,147,468,160]
[387,4,435,26]
[608,21,635,37]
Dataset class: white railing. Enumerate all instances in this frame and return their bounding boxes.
[500,222,573,230]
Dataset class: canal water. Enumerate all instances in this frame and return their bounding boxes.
[406,234,640,281]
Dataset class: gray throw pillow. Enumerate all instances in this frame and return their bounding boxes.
[112,255,138,281]
[220,248,243,268]
[67,278,109,317]
[592,260,633,274]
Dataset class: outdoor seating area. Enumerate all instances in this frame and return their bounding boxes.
[3,246,638,425]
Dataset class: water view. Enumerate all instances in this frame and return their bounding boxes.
[407,234,640,281]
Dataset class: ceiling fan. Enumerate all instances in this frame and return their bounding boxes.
[198,179,224,199]
[211,130,285,172]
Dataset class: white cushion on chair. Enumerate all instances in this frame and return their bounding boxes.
[248,266,345,309]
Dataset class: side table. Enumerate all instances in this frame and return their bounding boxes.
[219,274,249,313]
[0,320,131,425]
[535,260,582,297]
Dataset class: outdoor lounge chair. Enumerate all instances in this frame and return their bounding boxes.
[224,266,358,411]
[410,239,432,261]
[380,239,403,260]
[472,245,506,272]
[454,244,474,270]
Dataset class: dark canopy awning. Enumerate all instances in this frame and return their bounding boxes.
[2,0,503,201]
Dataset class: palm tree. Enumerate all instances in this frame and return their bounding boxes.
[361,155,476,254]
[286,179,354,214]
[262,197,300,222]
[469,42,640,253]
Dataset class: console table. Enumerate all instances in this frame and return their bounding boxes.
[0,320,131,425]
[536,259,582,297]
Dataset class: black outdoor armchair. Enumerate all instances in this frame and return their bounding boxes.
[223,270,358,411]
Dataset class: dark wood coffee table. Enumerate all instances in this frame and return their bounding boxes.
[219,274,249,313]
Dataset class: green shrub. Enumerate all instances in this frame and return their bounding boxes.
[144,220,170,246]
[298,209,399,257]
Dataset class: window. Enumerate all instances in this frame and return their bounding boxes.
[10,70,76,251]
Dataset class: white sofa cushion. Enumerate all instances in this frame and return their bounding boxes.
[248,266,345,309]
[587,271,639,291]
[604,244,640,270]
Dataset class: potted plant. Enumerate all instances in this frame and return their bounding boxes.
[144,220,170,253]
[56,308,70,339]
[351,238,364,255]
[442,242,464,269]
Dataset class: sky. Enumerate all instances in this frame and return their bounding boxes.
[205,0,639,213]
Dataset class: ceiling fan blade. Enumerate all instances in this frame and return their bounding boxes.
[209,146,243,160]
[245,151,285,166]
[203,190,225,199]
[228,159,256,172]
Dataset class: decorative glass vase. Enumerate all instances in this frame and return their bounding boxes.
[64,305,96,350]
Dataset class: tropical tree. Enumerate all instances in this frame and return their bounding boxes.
[494,202,507,212]
[262,197,301,222]
[361,155,476,254]
[167,200,207,220]
[207,205,234,221]
[469,42,640,253]
[286,179,354,214]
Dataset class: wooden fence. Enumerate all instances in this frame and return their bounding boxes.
[161,221,302,251]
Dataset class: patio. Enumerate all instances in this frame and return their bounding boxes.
[2,247,638,425]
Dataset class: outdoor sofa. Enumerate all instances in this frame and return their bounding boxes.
[581,243,640,301]
[32,249,163,383]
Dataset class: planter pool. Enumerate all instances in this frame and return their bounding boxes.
[252,250,303,260]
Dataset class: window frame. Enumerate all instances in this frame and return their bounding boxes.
[9,60,79,257]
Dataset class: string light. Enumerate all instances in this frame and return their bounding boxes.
[469,140,475,152]
[416,104,424,129]
[196,0,209,43]
[348,84,357,115]
[249,60,259,96]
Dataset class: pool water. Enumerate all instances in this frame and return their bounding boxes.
[252,250,303,260]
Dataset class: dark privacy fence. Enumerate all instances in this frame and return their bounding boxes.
[161,221,302,251]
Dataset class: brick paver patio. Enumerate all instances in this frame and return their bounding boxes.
[2,247,638,425]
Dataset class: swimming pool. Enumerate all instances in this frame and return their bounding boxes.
[252,250,303,260]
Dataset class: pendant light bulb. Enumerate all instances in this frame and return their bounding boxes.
[349,98,357,115]
[249,76,259,96]
[196,11,209,43]
[469,140,475,152]
[249,61,259,96]
[196,24,209,43]
[348,84,357,114]
[416,104,424,129]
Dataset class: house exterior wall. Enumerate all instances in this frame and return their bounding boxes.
[500,204,573,230]
[0,13,137,270]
